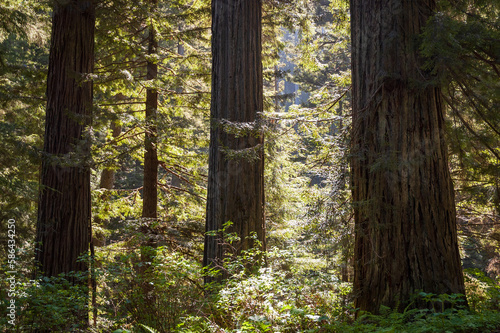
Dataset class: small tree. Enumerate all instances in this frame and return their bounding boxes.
[142,0,159,222]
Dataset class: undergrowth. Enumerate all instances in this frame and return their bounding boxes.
[1,247,499,332]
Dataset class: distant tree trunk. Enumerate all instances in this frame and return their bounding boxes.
[142,17,158,221]
[138,3,158,303]
[350,0,466,313]
[337,101,351,283]
[99,122,121,190]
[99,168,115,190]
[35,0,94,283]
[170,39,184,189]
[204,0,265,283]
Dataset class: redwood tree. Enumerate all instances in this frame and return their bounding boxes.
[350,0,466,313]
[35,0,95,282]
[204,0,266,282]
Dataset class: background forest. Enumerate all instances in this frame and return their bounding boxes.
[0,0,499,332]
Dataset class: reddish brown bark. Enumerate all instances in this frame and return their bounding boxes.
[350,0,466,313]
[35,0,95,282]
[204,0,266,282]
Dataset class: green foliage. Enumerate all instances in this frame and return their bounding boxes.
[176,250,500,333]
[91,0,211,250]
[327,306,500,333]
[464,268,500,312]
[421,0,500,286]
[0,273,89,332]
[93,245,204,332]
[203,221,267,283]
[0,1,49,262]
[270,0,353,279]
[194,248,354,333]
[138,323,160,333]
[3,256,500,333]
[421,0,500,208]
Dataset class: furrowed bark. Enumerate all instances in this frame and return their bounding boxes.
[204,0,266,283]
[350,0,466,313]
[35,0,95,283]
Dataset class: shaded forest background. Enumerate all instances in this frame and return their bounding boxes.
[0,0,499,332]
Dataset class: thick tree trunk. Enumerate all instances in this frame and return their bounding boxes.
[350,0,466,313]
[35,0,94,283]
[204,0,265,282]
[34,2,94,331]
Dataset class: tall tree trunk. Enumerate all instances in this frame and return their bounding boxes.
[34,1,94,330]
[138,4,158,306]
[337,100,351,283]
[35,0,94,283]
[204,0,266,283]
[350,0,466,313]
[142,18,158,221]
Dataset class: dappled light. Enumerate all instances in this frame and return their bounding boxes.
[0,0,499,332]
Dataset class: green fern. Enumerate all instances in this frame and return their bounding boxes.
[138,324,159,333]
